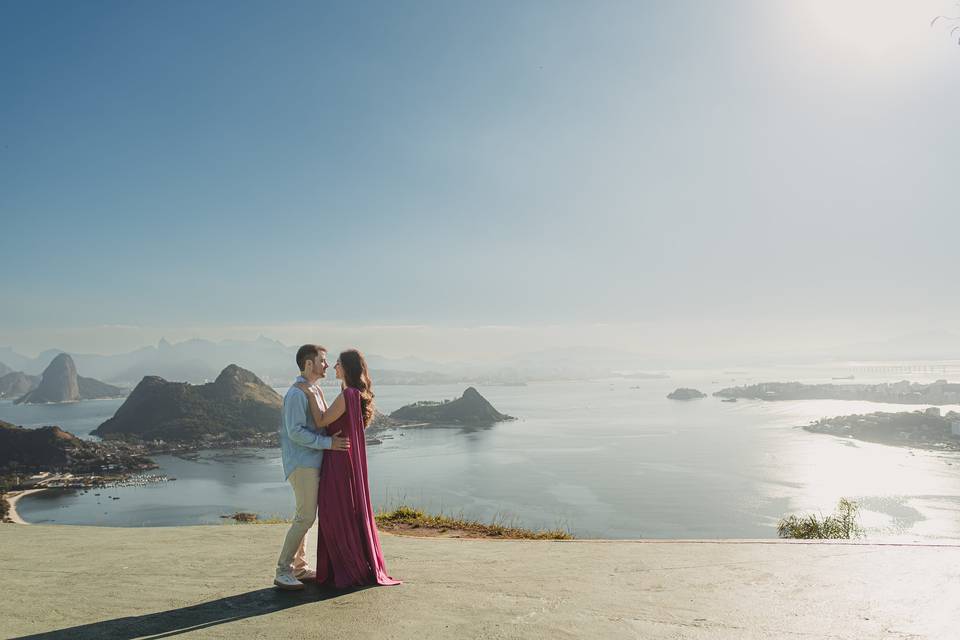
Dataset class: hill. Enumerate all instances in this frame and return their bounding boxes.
[0,421,154,473]
[92,364,282,442]
[390,387,515,425]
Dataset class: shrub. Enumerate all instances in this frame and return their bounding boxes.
[777,498,863,539]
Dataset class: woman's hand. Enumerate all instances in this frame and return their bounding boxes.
[299,382,331,429]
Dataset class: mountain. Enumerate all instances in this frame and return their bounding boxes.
[0,348,37,374]
[0,340,305,386]
[0,421,154,473]
[0,361,12,376]
[0,372,40,399]
[14,354,126,404]
[390,387,515,424]
[92,364,282,442]
[0,339,659,386]
[834,330,960,361]
[373,369,462,385]
[16,353,80,403]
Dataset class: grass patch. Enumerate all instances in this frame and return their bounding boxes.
[221,512,291,524]
[375,505,574,540]
[223,505,574,540]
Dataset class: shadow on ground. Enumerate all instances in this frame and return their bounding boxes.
[12,584,369,640]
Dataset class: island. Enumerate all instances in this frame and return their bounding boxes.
[714,380,960,405]
[14,353,126,404]
[389,387,515,425]
[667,388,707,400]
[92,364,281,445]
[802,407,960,451]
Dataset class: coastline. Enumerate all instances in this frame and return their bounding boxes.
[4,488,46,525]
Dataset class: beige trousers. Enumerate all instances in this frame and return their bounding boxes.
[276,466,319,577]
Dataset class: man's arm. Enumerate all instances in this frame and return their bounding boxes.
[284,392,333,450]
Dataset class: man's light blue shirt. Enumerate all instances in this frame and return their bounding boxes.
[279,376,333,479]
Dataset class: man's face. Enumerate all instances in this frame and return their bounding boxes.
[313,352,329,379]
[303,351,328,381]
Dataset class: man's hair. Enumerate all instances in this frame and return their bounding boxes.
[295,344,327,371]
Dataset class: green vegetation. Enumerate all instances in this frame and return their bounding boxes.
[375,505,573,540]
[226,504,574,539]
[0,476,15,522]
[777,498,863,540]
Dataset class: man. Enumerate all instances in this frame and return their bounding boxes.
[274,344,350,590]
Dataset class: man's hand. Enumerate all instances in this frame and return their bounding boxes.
[330,431,351,451]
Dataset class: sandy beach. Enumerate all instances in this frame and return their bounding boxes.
[4,488,46,525]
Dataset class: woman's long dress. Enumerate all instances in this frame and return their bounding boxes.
[315,386,401,588]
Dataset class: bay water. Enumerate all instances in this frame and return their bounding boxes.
[6,365,960,539]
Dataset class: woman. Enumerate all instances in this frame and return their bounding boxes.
[296,348,401,588]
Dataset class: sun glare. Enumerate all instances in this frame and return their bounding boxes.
[791,0,937,66]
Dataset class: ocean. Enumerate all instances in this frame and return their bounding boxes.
[6,364,960,540]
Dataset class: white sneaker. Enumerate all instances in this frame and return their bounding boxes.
[273,573,305,590]
[295,568,317,581]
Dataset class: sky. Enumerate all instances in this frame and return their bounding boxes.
[2,0,959,360]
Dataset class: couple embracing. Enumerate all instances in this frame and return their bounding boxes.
[274,344,401,590]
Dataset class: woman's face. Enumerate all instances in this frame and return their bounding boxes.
[334,359,344,380]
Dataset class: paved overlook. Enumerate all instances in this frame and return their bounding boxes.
[1,525,956,639]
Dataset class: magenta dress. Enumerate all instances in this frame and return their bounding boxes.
[315,387,401,588]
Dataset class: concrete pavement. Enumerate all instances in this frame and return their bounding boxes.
[1,524,958,639]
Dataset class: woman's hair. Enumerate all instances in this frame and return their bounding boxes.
[339,349,375,426]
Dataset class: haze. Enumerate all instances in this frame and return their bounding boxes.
[2,1,959,362]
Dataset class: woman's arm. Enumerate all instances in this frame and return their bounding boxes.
[295,383,325,429]
[314,393,346,427]
[294,385,347,427]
